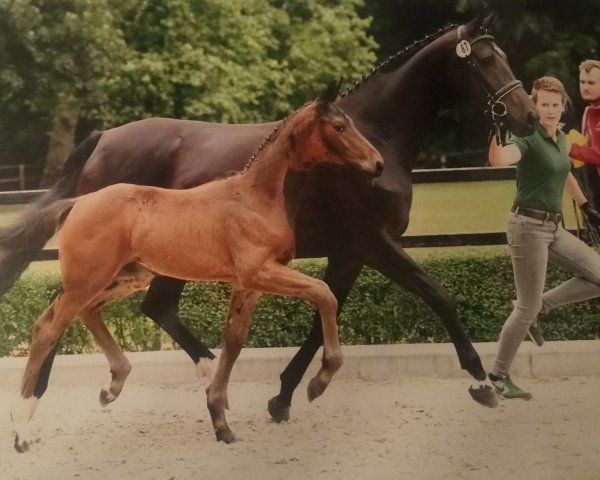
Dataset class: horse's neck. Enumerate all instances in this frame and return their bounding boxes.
[341,36,453,169]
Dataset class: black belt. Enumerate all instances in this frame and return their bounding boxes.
[511,206,562,223]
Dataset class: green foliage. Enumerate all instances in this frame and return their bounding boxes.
[95,0,376,125]
[0,0,376,179]
[2,252,599,357]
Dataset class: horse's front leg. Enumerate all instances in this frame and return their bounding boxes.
[366,231,497,407]
[206,288,261,443]
[141,276,217,380]
[268,257,362,422]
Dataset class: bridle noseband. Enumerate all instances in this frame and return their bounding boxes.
[455,25,523,145]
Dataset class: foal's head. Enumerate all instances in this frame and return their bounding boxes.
[288,81,383,176]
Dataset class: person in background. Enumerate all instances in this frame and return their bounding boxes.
[488,76,600,399]
[570,60,600,192]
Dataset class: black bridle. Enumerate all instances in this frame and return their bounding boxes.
[455,25,523,145]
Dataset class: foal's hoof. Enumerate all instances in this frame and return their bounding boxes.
[267,396,290,423]
[307,377,327,402]
[99,388,116,408]
[468,384,498,408]
[215,429,237,444]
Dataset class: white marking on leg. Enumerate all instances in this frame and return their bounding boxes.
[11,396,39,452]
[197,357,217,382]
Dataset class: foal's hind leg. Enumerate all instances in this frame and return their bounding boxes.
[81,263,154,405]
[206,288,261,443]
[11,292,85,452]
[80,308,132,407]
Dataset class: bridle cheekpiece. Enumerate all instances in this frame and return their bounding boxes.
[455,25,523,145]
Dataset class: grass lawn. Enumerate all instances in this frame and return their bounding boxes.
[0,179,584,276]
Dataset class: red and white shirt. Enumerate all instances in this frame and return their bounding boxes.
[570,103,600,173]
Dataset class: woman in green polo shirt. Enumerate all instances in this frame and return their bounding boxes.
[488,76,600,399]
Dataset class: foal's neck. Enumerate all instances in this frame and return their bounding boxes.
[241,113,310,199]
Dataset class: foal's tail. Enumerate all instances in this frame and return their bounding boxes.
[0,131,102,296]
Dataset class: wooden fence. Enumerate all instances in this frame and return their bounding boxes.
[0,166,526,260]
[0,164,26,191]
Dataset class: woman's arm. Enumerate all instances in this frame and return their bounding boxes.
[564,171,588,206]
[565,172,600,226]
[488,136,522,166]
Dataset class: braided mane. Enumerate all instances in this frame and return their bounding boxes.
[242,24,460,172]
[340,23,458,98]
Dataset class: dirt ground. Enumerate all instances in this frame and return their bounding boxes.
[1,376,599,480]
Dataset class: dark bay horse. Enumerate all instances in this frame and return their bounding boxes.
[0,15,536,419]
[9,84,383,451]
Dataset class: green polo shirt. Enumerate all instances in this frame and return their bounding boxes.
[510,123,570,213]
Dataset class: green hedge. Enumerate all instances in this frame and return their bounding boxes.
[1,253,600,357]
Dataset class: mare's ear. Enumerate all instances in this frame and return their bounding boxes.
[317,78,343,108]
[464,12,495,35]
[481,12,497,30]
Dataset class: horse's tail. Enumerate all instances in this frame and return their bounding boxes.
[0,131,102,295]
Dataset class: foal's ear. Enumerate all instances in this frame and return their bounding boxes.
[317,78,343,107]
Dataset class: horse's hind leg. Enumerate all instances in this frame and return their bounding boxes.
[80,308,131,407]
[11,292,85,452]
[141,276,217,380]
[206,288,261,443]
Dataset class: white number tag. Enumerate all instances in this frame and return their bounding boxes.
[456,40,472,58]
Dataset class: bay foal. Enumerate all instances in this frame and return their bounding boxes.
[10,83,383,450]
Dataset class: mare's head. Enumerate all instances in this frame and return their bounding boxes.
[289,81,383,176]
[446,13,537,136]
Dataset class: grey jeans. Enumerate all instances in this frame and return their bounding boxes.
[492,211,600,377]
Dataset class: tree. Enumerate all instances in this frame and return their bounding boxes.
[0,0,377,185]
[0,0,128,184]
[363,0,600,166]
[94,0,377,125]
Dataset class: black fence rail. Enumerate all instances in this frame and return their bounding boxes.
[0,166,517,206]
[0,167,520,261]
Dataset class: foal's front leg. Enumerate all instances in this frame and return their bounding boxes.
[206,288,262,443]
[244,261,343,402]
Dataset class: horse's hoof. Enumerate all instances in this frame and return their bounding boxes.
[468,384,498,408]
[267,396,290,423]
[469,366,488,382]
[215,429,237,444]
[99,388,116,407]
[14,433,33,453]
[307,377,326,402]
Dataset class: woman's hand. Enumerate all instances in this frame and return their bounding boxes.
[488,136,521,166]
[581,202,600,228]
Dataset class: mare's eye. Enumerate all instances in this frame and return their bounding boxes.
[479,55,494,65]
[334,124,346,133]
